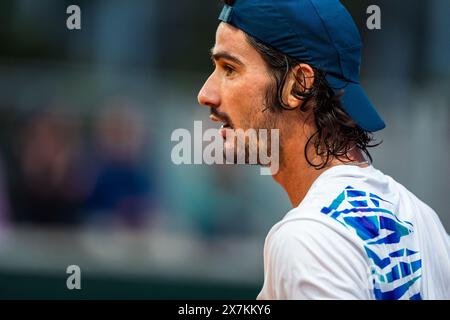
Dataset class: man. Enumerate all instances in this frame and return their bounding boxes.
[197,0,450,299]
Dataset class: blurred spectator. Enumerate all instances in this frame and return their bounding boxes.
[83,100,158,229]
[10,109,88,226]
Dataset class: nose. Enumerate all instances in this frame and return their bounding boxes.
[197,74,220,108]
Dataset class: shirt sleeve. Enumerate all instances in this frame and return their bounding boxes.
[258,218,372,300]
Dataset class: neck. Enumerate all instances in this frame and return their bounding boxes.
[272,139,368,208]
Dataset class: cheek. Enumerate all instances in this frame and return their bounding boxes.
[226,76,271,126]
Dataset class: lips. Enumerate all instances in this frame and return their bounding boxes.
[210,114,233,138]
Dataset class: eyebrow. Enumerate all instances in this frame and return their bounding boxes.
[210,48,244,66]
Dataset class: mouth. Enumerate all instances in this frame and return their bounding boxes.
[209,114,233,138]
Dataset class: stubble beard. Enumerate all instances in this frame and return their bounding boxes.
[222,103,282,167]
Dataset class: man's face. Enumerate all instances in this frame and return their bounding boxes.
[198,22,280,163]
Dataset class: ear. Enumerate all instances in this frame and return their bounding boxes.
[282,63,315,109]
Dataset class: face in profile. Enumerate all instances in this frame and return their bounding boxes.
[198,22,283,167]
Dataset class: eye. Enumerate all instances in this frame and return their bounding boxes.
[223,64,235,76]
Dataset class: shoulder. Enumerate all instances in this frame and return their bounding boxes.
[260,215,372,299]
[259,168,401,299]
[266,214,366,267]
[266,186,363,250]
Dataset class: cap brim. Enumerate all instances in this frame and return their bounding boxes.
[326,75,385,132]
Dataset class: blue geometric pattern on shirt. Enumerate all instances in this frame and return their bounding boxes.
[320,186,422,300]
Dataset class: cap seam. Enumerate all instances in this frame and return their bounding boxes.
[307,0,345,76]
[270,0,313,64]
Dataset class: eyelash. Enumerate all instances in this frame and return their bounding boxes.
[211,60,235,76]
[222,64,235,76]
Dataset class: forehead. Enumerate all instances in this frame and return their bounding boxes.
[212,22,265,67]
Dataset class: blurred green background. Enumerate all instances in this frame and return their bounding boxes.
[0,0,448,299]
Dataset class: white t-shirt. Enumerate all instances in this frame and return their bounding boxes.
[257,165,450,300]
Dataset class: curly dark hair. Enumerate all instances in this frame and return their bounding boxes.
[247,35,382,169]
[220,0,381,169]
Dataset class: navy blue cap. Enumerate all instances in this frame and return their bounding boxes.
[218,0,385,132]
